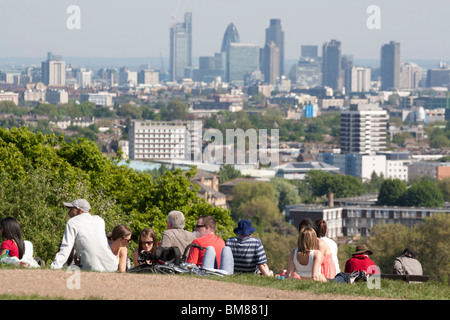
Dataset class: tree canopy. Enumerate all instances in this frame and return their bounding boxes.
[0,126,234,263]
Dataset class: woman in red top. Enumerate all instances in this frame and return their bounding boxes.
[0,217,25,259]
[344,244,379,274]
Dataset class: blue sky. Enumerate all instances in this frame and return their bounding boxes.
[0,0,449,61]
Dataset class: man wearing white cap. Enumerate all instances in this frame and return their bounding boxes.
[51,199,118,272]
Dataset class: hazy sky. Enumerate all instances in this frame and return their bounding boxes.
[1,0,449,61]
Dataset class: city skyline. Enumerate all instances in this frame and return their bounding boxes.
[0,0,450,63]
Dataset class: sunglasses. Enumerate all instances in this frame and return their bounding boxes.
[122,238,132,243]
[195,224,207,229]
[142,241,154,245]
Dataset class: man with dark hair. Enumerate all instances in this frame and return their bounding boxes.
[393,248,423,275]
[186,215,225,268]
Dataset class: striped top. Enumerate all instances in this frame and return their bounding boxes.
[225,236,267,273]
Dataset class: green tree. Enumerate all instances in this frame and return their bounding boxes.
[0,127,234,263]
[404,179,444,207]
[270,178,302,213]
[218,164,242,183]
[367,213,450,283]
[165,98,188,121]
[376,179,407,206]
[437,177,450,201]
[306,170,365,199]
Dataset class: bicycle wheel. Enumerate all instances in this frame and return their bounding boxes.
[154,264,175,274]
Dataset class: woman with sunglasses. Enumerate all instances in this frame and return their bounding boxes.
[133,228,158,267]
[109,224,132,272]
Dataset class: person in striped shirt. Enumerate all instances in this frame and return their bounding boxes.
[225,219,272,276]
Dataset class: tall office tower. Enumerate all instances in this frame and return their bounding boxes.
[169,12,192,82]
[221,23,240,53]
[301,45,318,60]
[226,43,260,84]
[262,41,280,84]
[41,52,66,86]
[340,104,387,154]
[265,19,284,75]
[322,40,342,91]
[380,41,401,90]
[400,62,422,89]
[350,66,371,92]
[341,55,353,94]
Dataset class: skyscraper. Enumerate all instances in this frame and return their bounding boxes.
[265,19,284,75]
[41,52,66,87]
[226,43,259,84]
[380,41,400,90]
[169,12,192,82]
[322,40,342,91]
[340,104,387,154]
[262,41,280,84]
[221,23,240,53]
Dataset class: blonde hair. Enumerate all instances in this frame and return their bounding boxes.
[298,227,318,255]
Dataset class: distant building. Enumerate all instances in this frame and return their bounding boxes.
[380,41,401,90]
[0,91,19,105]
[170,12,192,81]
[262,41,280,84]
[340,103,387,154]
[265,19,284,75]
[350,66,371,92]
[41,52,66,87]
[119,67,137,86]
[226,43,260,84]
[221,23,240,53]
[80,92,116,107]
[138,70,159,85]
[400,62,422,89]
[275,161,340,180]
[426,68,450,87]
[408,161,450,182]
[318,152,387,181]
[377,151,410,181]
[45,89,68,105]
[285,196,450,238]
[128,120,202,162]
[289,57,322,88]
[322,39,342,91]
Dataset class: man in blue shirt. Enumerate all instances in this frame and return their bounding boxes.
[225,219,271,276]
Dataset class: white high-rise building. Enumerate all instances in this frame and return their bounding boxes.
[350,66,371,92]
[128,120,202,161]
[340,103,387,154]
[41,52,66,87]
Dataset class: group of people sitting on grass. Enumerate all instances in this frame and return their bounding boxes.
[0,198,423,280]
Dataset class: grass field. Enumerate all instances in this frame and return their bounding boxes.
[209,273,449,300]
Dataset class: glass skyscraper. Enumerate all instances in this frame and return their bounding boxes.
[380,41,400,90]
[169,12,192,82]
[322,39,342,91]
[265,19,284,75]
[226,43,260,84]
[221,23,240,53]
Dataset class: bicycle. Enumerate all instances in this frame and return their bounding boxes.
[127,243,230,276]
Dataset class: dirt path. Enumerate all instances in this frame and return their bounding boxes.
[0,268,390,300]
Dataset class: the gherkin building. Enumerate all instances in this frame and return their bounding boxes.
[221,23,240,53]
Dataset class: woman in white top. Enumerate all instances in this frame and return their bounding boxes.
[287,227,327,282]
